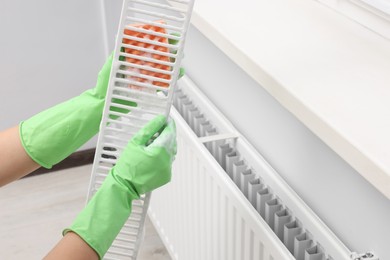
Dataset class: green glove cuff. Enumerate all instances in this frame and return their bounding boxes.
[63,171,139,259]
[19,54,113,169]
[19,92,104,169]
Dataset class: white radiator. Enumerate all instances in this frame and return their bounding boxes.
[148,76,378,260]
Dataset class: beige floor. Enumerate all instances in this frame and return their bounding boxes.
[0,165,170,260]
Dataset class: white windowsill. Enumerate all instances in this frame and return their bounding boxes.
[189,0,390,199]
[316,0,390,40]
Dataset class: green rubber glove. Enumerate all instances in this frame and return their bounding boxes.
[19,54,114,169]
[63,115,176,259]
[20,33,184,169]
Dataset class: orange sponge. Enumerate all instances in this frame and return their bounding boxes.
[123,20,171,89]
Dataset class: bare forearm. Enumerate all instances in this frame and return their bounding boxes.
[44,232,98,260]
[0,126,40,187]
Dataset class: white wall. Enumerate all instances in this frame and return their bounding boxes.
[0,0,109,149]
[182,26,390,259]
[101,0,123,52]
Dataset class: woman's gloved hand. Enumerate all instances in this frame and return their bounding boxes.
[19,32,184,170]
[63,115,176,259]
[19,54,114,169]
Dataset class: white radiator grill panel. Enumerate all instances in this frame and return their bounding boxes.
[149,76,357,260]
[87,0,194,258]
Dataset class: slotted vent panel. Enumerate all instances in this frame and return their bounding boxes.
[87,0,194,259]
